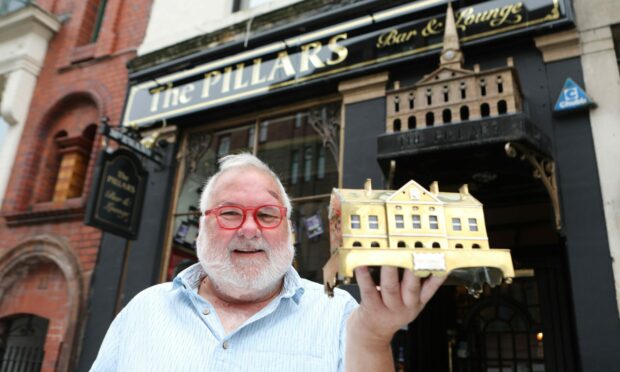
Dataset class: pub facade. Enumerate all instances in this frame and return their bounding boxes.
[77,0,620,371]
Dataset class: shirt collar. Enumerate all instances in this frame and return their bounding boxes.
[173,263,305,304]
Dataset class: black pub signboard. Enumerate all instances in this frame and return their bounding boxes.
[85,148,148,239]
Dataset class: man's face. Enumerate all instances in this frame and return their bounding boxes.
[197,167,293,299]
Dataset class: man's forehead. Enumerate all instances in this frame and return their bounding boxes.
[212,167,282,202]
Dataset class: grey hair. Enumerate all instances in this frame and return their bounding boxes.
[199,153,292,218]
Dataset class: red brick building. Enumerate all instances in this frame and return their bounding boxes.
[0,0,152,370]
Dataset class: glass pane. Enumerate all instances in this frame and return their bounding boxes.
[291,197,331,283]
[256,102,339,198]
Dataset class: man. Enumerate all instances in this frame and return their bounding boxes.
[91,153,445,371]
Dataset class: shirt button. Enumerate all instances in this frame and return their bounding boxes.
[202,308,210,315]
[222,341,230,350]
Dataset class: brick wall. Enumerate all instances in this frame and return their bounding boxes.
[0,0,153,370]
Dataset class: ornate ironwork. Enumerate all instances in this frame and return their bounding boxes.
[308,105,340,171]
[505,142,561,231]
[184,132,212,180]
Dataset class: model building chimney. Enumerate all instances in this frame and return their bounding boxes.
[364,178,372,196]
[430,181,439,194]
[459,184,470,195]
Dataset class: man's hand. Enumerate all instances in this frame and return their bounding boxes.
[345,266,446,372]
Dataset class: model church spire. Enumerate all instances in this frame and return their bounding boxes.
[440,2,464,69]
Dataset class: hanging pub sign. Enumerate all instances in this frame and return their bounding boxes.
[123,0,571,127]
[85,148,148,239]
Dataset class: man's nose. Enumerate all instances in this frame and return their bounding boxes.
[237,210,261,238]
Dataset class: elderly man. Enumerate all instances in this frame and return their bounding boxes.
[91,153,445,371]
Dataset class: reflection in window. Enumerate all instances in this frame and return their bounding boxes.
[290,150,299,185]
[369,215,379,229]
[317,145,326,179]
[303,146,313,182]
[247,127,255,148]
[217,135,230,158]
[259,121,269,142]
[412,214,421,229]
[351,215,361,229]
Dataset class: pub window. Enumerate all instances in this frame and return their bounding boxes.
[398,241,406,248]
[408,116,416,129]
[395,214,404,228]
[415,241,423,248]
[217,135,230,158]
[353,241,362,247]
[303,146,313,182]
[371,242,380,248]
[368,215,379,229]
[442,109,452,124]
[259,121,269,142]
[290,150,300,185]
[497,75,504,93]
[412,214,422,229]
[429,215,439,229]
[247,127,256,148]
[169,100,341,283]
[460,81,467,99]
[426,112,435,126]
[452,217,462,231]
[409,92,415,109]
[317,145,326,179]
[480,78,487,96]
[469,218,479,231]
[498,100,507,114]
[351,215,361,229]
[460,106,470,121]
[432,242,440,248]
[480,103,490,117]
[394,119,401,132]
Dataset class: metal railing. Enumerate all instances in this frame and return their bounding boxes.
[0,346,44,372]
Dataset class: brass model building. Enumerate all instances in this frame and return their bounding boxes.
[323,179,514,297]
[385,3,522,132]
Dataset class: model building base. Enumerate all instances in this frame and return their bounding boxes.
[323,247,514,298]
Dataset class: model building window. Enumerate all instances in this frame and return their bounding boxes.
[351,215,361,229]
[394,119,401,132]
[498,100,507,114]
[426,88,433,105]
[460,81,467,99]
[460,106,470,121]
[409,92,414,109]
[415,241,423,248]
[472,243,481,249]
[432,242,440,248]
[412,214,422,229]
[443,85,449,102]
[398,241,406,248]
[408,116,416,129]
[452,217,462,231]
[368,215,379,229]
[290,150,300,185]
[429,215,439,229]
[395,215,404,228]
[371,242,380,248]
[353,241,362,247]
[394,96,400,112]
[426,112,435,126]
[442,109,452,124]
[455,243,464,249]
[468,218,478,231]
[480,103,490,117]
[480,78,487,96]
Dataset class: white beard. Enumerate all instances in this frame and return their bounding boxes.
[196,228,294,301]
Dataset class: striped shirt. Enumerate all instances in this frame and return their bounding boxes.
[91,263,358,372]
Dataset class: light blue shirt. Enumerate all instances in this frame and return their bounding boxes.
[91,263,358,372]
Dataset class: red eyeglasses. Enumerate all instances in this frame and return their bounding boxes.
[204,205,287,230]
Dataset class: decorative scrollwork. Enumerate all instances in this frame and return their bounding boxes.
[308,105,340,170]
[184,132,212,179]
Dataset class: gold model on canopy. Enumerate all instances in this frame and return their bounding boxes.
[322,179,515,298]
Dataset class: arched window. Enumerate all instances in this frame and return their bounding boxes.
[442,109,452,124]
[353,241,362,247]
[480,103,490,117]
[432,242,441,248]
[394,119,401,132]
[480,78,487,96]
[472,244,481,249]
[426,112,435,127]
[409,92,415,109]
[371,242,380,248]
[498,100,507,114]
[460,81,467,99]
[397,241,406,248]
[460,106,470,121]
[455,243,463,249]
[408,116,416,130]
[415,241,424,248]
